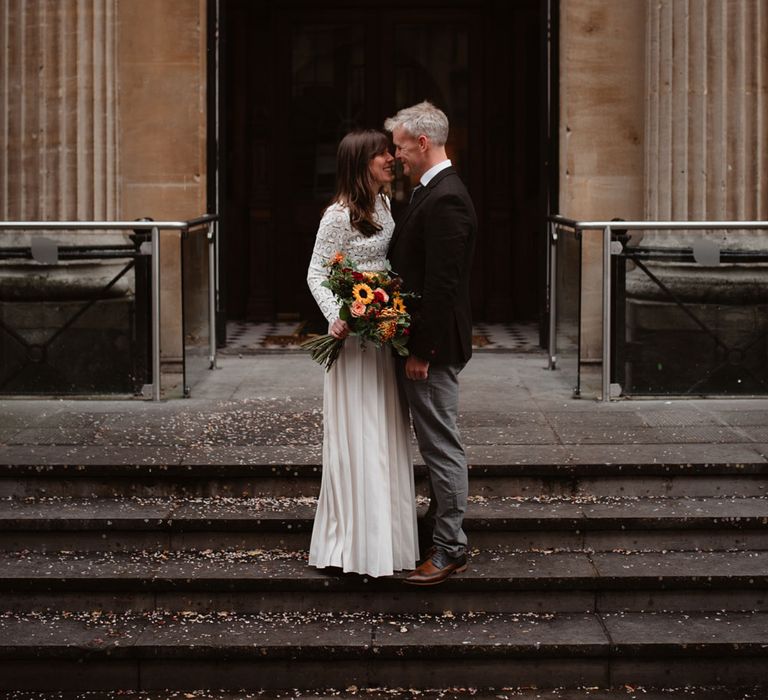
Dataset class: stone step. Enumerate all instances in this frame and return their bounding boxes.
[0,610,766,690]
[6,527,767,555]
[2,463,766,500]
[2,495,767,553]
[1,691,765,700]
[2,494,767,531]
[0,549,766,614]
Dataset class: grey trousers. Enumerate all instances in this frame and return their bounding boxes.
[397,359,468,558]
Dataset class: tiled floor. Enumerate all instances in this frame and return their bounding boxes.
[221,320,543,354]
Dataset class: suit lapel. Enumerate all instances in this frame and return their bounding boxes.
[389,167,457,254]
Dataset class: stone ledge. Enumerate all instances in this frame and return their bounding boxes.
[1,461,767,476]
[0,688,765,700]
[1,496,767,533]
[0,611,767,660]
[0,550,766,594]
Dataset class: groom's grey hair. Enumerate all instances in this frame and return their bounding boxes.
[384,101,449,147]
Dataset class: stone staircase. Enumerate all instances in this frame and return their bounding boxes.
[0,460,767,695]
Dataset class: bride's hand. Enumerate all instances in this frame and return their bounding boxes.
[330,319,350,340]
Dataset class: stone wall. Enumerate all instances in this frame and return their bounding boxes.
[559,0,646,361]
[117,0,208,365]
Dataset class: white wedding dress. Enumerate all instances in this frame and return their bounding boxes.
[306,195,418,577]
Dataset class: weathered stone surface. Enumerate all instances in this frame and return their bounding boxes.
[559,0,646,360]
[372,613,608,657]
[1,689,763,700]
[644,0,768,251]
[1,355,768,691]
[604,611,768,654]
[590,551,768,586]
[2,610,767,662]
[3,550,765,596]
[3,495,767,533]
[0,612,145,659]
[0,497,174,530]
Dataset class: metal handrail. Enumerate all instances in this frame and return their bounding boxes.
[550,215,768,231]
[0,216,217,231]
[547,215,768,402]
[0,215,219,400]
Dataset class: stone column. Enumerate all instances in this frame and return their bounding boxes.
[0,0,121,299]
[625,0,768,394]
[635,0,768,301]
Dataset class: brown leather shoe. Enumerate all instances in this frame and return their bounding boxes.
[418,545,436,565]
[404,549,467,586]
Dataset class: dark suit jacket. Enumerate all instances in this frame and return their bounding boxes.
[388,166,477,365]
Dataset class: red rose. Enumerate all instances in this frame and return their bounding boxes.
[373,289,388,303]
[403,328,410,336]
[352,272,365,281]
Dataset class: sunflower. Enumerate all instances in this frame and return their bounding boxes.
[392,295,406,314]
[352,283,375,305]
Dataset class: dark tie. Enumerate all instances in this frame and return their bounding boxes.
[409,184,424,204]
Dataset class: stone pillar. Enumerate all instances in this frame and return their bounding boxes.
[624,0,768,394]
[635,0,768,300]
[0,0,121,299]
[0,1,133,394]
[1,0,118,223]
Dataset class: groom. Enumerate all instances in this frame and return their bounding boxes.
[384,102,477,586]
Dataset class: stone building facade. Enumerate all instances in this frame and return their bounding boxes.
[564,0,767,357]
[1,0,207,383]
[1,0,766,391]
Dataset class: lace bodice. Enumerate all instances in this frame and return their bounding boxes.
[307,196,395,323]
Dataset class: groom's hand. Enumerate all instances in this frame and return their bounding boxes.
[405,355,430,381]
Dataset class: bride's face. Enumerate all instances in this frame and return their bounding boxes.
[368,149,395,188]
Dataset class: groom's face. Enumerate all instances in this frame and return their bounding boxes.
[392,127,427,183]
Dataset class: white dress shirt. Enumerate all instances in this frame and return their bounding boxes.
[420,159,452,187]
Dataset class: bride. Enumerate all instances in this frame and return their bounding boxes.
[306,129,418,577]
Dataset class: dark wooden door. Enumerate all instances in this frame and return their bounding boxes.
[221,0,546,324]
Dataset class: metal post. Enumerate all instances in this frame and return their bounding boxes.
[601,225,612,402]
[548,221,558,369]
[208,223,217,369]
[151,226,161,401]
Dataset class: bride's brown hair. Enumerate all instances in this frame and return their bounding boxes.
[331,130,391,237]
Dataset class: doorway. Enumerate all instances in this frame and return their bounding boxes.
[218,0,550,327]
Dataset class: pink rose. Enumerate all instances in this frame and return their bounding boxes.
[350,300,367,317]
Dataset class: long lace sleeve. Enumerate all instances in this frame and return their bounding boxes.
[307,205,350,323]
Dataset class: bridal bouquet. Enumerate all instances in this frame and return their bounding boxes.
[302,252,415,371]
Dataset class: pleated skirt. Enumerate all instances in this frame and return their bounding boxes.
[309,339,418,577]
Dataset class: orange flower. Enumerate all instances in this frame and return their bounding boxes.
[392,295,406,314]
[378,320,397,341]
[330,252,345,265]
